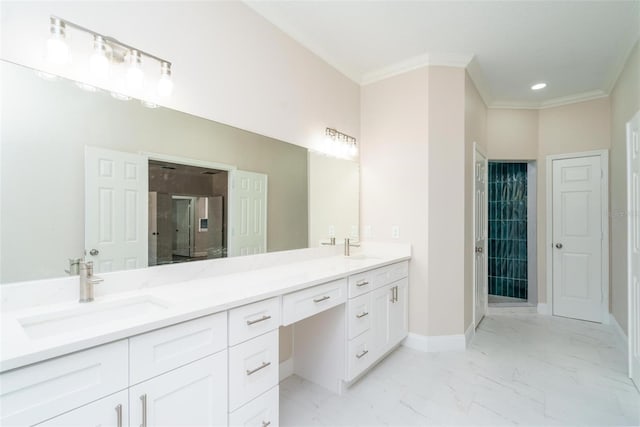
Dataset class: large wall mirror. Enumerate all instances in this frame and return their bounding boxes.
[0,60,359,284]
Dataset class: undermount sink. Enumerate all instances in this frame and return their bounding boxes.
[18,295,171,339]
[345,254,381,261]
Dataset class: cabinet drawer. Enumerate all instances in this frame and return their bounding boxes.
[348,261,408,298]
[282,279,347,326]
[0,340,128,426]
[347,293,371,340]
[229,297,280,346]
[229,385,279,427]
[347,330,373,381]
[129,312,227,384]
[229,329,279,412]
[130,351,228,427]
[35,390,128,427]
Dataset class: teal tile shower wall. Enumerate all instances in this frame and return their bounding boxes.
[488,162,528,300]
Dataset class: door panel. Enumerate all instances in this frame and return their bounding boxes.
[228,171,267,257]
[172,198,191,257]
[85,146,148,273]
[552,156,602,322]
[627,111,640,390]
[474,148,488,327]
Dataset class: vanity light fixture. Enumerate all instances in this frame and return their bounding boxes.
[45,15,173,98]
[324,127,358,158]
[531,82,547,90]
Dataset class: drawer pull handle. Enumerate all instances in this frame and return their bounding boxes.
[140,394,147,427]
[262,422,271,427]
[115,404,123,427]
[247,361,271,376]
[356,349,369,359]
[313,295,330,303]
[356,280,369,287]
[356,311,369,319]
[247,315,272,325]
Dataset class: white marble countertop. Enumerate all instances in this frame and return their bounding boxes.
[0,243,410,373]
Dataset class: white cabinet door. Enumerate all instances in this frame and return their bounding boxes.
[130,351,227,427]
[36,390,128,427]
[370,283,393,358]
[388,278,409,346]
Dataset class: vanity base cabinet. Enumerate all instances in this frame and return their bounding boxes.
[35,390,129,427]
[129,350,228,427]
[388,278,409,347]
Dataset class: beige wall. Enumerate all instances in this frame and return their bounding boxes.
[487,109,539,160]
[464,72,488,330]
[427,66,466,336]
[0,1,359,150]
[360,67,430,336]
[487,98,611,306]
[610,40,640,333]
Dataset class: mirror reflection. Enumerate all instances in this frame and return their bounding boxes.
[1,60,321,284]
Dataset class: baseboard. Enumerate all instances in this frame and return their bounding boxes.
[610,313,628,345]
[537,303,550,315]
[279,358,294,382]
[402,332,466,352]
[465,322,475,347]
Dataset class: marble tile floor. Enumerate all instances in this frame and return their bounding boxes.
[281,314,640,426]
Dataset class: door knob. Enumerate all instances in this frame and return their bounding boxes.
[89,249,99,256]
[555,243,563,249]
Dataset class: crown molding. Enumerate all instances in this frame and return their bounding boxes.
[604,37,639,95]
[466,57,493,107]
[489,90,609,110]
[361,53,473,85]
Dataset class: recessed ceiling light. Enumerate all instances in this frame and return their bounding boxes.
[531,82,547,90]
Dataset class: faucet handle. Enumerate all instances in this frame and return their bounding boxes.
[321,237,336,246]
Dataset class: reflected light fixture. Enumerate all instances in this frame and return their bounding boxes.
[531,82,547,90]
[46,17,70,64]
[324,127,358,159]
[45,15,173,98]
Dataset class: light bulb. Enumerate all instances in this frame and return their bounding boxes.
[126,50,144,91]
[89,35,109,81]
[157,62,173,97]
[46,17,69,65]
[348,143,358,157]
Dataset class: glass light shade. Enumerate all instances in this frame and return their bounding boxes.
[126,65,144,90]
[157,74,173,97]
[46,36,70,65]
[348,143,358,157]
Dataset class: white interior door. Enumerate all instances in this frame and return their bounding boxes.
[228,170,267,257]
[85,146,148,273]
[627,110,640,390]
[552,155,603,322]
[172,198,192,257]
[474,146,488,327]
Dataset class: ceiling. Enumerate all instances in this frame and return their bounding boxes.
[245,0,640,108]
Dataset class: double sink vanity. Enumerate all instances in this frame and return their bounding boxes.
[0,243,411,426]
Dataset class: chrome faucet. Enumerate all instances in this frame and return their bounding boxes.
[79,260,103,302]
[344,238,360,256]
[321,237,336,246]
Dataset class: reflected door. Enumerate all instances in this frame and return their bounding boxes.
[172,198,192,258]
[627,110,640,391]
[552,155,603,322]
[228,170,267,257]
[85,146,148,273]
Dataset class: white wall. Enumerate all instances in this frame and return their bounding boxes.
[610,40,640,334]
[360,67,430,336]
[0,1,360,149]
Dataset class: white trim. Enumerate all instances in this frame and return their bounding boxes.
[279,358,294,382]
[489,90,608,110]
[610,313,628,346]
[402,332,466,352]
[546,149,610,323]
[361,53,473,85]
[142,151,237,172]
[465,322,475,348]
[537,303,550,315]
